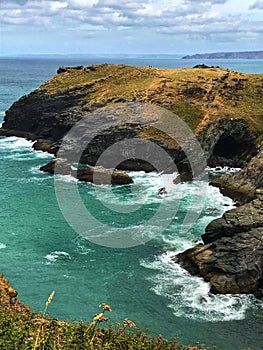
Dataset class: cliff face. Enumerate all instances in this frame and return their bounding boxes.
[0,64,262,171]
[0,275,30,313]
[211,148,263,204]
[177,151,263,298]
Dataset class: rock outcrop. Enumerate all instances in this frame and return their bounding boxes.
[40,158,133,186]
[0,275,30,313]
[211,149,263,204]
[177,195,263,297]
[177,150,263,298]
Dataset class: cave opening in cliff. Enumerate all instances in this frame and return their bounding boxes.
[213,135,240,158]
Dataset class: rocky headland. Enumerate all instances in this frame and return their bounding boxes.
[0,64,262,178]
[182,50,263,59]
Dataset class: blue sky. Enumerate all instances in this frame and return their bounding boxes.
[0,0,262,56]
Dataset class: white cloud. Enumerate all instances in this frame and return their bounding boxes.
[68,0,99,9]
[1,0,262,53]
[249,0,263,9]
[136,4,162,17]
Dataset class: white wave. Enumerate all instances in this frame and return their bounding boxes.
[44,251,71,265]
[74,240,95,255]
[0,137,34,149]
[206,166,241,175]
[55,174,78,183]
[0,243,7,249]
[17,176,51,184]
[0,136,52,160]
[30,166,43,175]
[141,251,255,322]
[34,151,53,159]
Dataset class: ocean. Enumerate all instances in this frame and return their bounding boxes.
[0,57,263,350]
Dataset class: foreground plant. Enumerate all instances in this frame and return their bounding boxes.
[0,289,218,350]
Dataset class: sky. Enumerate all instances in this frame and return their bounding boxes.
[0,0,262,56]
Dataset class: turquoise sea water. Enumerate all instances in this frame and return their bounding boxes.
[0,57,263,350]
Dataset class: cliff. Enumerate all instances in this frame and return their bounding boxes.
[182,51,263,59]
[0,275,30,313]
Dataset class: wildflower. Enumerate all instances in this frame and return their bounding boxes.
[46,291,55,307]
[99,303,112,312]
[93,313,104,322]
[124,318,136,328]
[93,313,109,323]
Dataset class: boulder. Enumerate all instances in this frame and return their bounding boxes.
[40,158,72,175]
[33,139,54,153]
[75,167,134,186]
[40,159,133,186]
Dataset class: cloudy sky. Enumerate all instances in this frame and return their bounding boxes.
[0,0,262,56]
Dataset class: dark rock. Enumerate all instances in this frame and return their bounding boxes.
[33,139,54,153]
[198,119,257,168]
[182,87,206,96]
[193,64,211,69]
[1,90,85,142]
[57,66,84,74]
[177,196,263,296]
[75,166,133,186]
[203,197,263,244]
[40,159,133,185]
[40,158,72,175]
[177,149,263,298]
[173,171,193,184]
[211,149,263,204]
[158,187,167,195]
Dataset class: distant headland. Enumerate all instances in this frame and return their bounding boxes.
[182,50,263,59]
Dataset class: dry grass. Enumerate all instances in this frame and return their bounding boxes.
[37,64,263,142]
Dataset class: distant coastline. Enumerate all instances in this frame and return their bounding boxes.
[182,50,263,59]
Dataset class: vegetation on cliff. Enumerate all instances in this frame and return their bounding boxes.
[35,64,263,138]
[2,64,263,143]
[0,275,208,350]
[1,64,261,175]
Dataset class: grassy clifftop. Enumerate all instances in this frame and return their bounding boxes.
[37,64,263,140]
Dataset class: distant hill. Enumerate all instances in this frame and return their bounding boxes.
[182,51,263,59]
